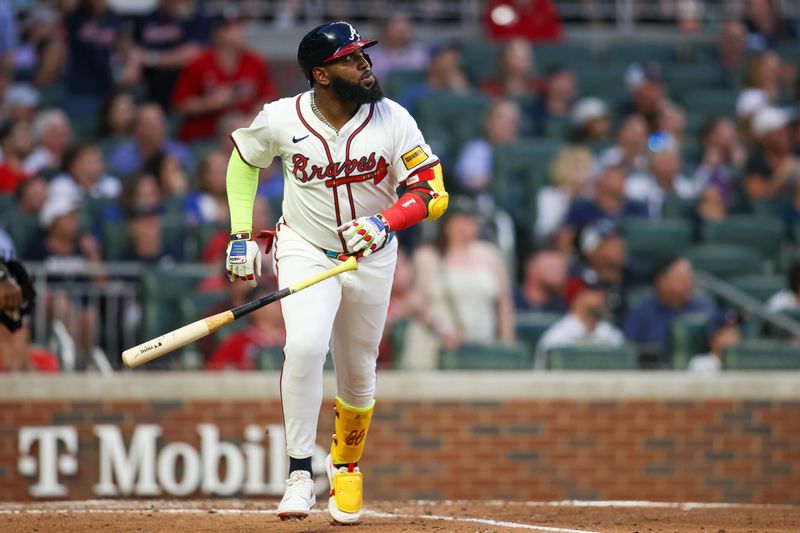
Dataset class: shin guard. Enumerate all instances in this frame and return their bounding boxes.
[330,397,374,465]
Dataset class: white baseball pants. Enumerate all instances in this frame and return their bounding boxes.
[272,221,397,459]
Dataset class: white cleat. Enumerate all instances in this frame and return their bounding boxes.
[277,470,316,521]
[325,453,363,524]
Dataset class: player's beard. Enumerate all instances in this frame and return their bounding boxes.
[330,74,384,105]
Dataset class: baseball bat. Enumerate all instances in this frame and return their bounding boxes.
[122,256,358,369]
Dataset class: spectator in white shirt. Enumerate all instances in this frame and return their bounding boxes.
[766,259,800,313]
[535,145,593,243]
[625,132,699,217]
[688,313,741,373]
[24,109,73,177]
[570,96,611,145]
[534,271,624,369]
[48,142,121,202]
[596,114,649,177]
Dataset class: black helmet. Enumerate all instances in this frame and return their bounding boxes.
[297,21,377,85]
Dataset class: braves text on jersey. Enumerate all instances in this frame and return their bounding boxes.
[230,92,438,253]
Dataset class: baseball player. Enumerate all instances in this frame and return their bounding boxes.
[224,22,449,523]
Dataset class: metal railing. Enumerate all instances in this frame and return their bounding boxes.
[26,262,152,371]
[695,271,800,338]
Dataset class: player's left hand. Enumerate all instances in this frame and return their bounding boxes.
[337,215,388,257]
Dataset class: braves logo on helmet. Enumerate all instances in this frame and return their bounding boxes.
[297,21,377,85]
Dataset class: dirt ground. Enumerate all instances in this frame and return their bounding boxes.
[1,499,799,532]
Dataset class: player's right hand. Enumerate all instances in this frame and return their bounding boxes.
[226,237,262,287]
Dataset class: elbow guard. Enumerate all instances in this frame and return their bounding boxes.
[408,162,449,221]
[380,163,449,232]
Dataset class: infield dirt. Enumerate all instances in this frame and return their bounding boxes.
[2,500,799,532]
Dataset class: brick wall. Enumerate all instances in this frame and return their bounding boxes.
[2,398,799,503]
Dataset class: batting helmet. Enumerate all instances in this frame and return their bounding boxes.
[297,22,377,85]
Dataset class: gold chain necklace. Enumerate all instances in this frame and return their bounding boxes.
[310,91,338,134]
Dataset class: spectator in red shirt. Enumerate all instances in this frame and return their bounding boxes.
[0,119,33,194]
[0,318,59,373]
[206,283,285,371]
[172,7,276,142]
[485,0,563,42]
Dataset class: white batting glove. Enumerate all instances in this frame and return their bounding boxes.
[337,215,388,257]
[226,237,262,287]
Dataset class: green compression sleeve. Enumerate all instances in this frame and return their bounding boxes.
[226,149,259,235]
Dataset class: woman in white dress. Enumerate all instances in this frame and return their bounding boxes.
[404,196,516,369]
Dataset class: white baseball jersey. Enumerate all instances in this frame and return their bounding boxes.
[231,91,438,252]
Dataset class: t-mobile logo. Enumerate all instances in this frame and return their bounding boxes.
[18,427,79,497]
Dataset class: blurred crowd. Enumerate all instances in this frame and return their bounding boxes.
[0,0,799,373]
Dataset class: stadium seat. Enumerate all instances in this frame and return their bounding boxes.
[71,112,99,140]
[178,291,228,356]
[729,274,786,303]
[666,66,725,93]
[515,312,561,354]
[681,41,716,65]
[141,264,217,341]
[385,69,426,100]
[775,309,800,340]
[189,140,218,166]
[0,195,14,215]
[775,43,800,63]
[679,88,738,121]
[601,42,676,65]
[669,312,711,370]
[387,319,410,370]
[4,211,40,258]
[535,43,596,70]
[662,195,698,219]
[752,197,791,220]
[86,196,115,219]
[702,216,784,262]
[680,140,703,166]
[686,244,763,279]
[438,342,531,370]
[459,42,501,85]
[416,92,490,165]
[724,341,800,370]
[163,195,186,217]
[196,221,227,259]
[541,116,571,140]
[620,218,692,267]
[491,139,561,225]
[624,286,654,311]
[573,65,628,103]
[509,93,538,135]
[179,291,228,324]
[546,344,638,370]
[38,85,64,109]
[257,346,285,371]
[162,214,189,261]
[101,221,130,261]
